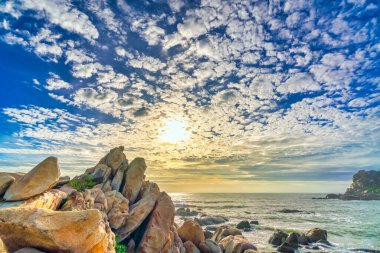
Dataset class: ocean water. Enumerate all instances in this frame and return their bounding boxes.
[170,193,380,252]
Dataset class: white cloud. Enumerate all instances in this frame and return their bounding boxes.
[45,73,72,91]
[277,73,321,94]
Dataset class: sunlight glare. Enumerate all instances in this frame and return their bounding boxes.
[159,118,190,144]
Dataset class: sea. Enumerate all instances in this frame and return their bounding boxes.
[169,193,380,252]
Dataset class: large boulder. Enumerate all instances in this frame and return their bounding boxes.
[0,189,66,210]
[198,239,222,253]
[219,235,257,253]
[183,241,200,253]
[0,208,115,253]
[211,226,242,242]
[117,181,160,241]
[177,219,205,247]
[0,175,15,197]
[104,190,129,229]
[305,228,327,242]
[84,188,108,212]
[236,221,251,230]
[60,191,86,211]
[122,157,146,204]
[3,157,60,201]
[268,230,288,246]
[136,192,175,253]
[111,160,128,191]
[98,146,126,177]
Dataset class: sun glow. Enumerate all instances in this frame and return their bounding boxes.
[159,118,190,144]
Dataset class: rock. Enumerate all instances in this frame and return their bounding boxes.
[58,183,76,195]
[176,207,199,216]
[177,219,206,246]
[4,157,60,201]
[127,239,136,253]
[211,226,242,242]
[136,192,175,252]
[0,189,67,210]
[91,164,112,184]
[172,226,186,253]
[198,239,222,253]
[60,191,86,211]
[98,146,126,177]
[0,176,15,197]
[84,188,108,212]
[54,176,70,188]
[268,230,288,246]
[13,249,46,253]
[205,226,218,231]
[104,190,129,229]
[277,209,314,214]
[100,179,113,192]
[325,193,341,199]
[0,208,114,253]
[117,181,160,241]
[243,250,257,253]
[183,241,201,253]
[0,238,8,253]
[277,242,296,253]
[236,221,251,229]
[285,232,299,248]
[297,233,310,245]
[111,160,128,191]
[121,157,146,204]
[316,239,333,246]
[219,235,257,253]
[195,216,228,226]
[204,230,213,239]
[249,221,259,225]
[0,172,24,180]
[305,228,327,243]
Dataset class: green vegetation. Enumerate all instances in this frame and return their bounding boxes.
[68,175,97,191]
[364,185,380,194]
[115,234,127,253]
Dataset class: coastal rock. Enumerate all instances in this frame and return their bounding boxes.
[13,249,46,253]
[0,175,15,197]
[117,181,160,241]
[172,226,186,253]
[211,226,242,242]
[176,207,199,216]
[305,228,327,243]
[98,146,126,176]
[183,241,200,253]
[121,157,146,204]
[91,164,112,183]
[285,232,299,248]
[0,189,66,210]
[198,239,222,253]
[111,160,128,191]
[277,242,296,253]
[84,188,108,212]
[4,157,60,201]
[60,191,86,211]
[195,216,228,226]
[104,190,129,229]
[204,230,213,239]
[249,221,259,225]
[136,192,175,252]
[297,234,310,245]
[54,176,70,188]
[219,235,257,253]
[177,219,205,246]
[0,238,8,253]
[0,172,24,180]
[0,208,114,253]
[205,226,218,231]
[236,221,251,230]
[268,230,288,246]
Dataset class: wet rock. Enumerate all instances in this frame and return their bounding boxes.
[195,216,228,226]
[4,157,60,201]
[219,235,257,253]
[121,157,146,204]
[177,219,205,246]
[211,225,242,242]
[198,239,222,253]
[305,228,327,243]
[317,239,333,246]
[0,208,114,253]
[0,176,15,197]
[236,220,251,230]
[277,242,296,253]
[176,207,199,216]
[285,232,299,248]
[0,189,66,210]
[204,230,213,239]
[268,230,288,246]
[297,233,310,245]
[249,221,259,225]
[117,181,160,241]
[183,241,201,253]
[136,192,175,252]
[104,190,129,229]
[111,160,128,191]
[206,225,218,231]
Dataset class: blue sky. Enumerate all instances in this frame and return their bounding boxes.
[0,0,379,192]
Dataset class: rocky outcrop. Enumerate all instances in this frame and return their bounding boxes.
[0,175,15,197]
[325,170,380,200]
[0,189,66,209]
[121,157,146,204]
[3,157,60,201]
[0,208,114,253]
[104,190,129,229]
[177,219,205,247]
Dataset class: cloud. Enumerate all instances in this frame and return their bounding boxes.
[277,73,321,94]
[45,73,72,91]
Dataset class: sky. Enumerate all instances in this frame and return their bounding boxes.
[0,0,379,193]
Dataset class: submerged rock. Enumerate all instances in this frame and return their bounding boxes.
[4,157,60,201]
[0,208,115,253]
[268,230,288,246]
[177,219,205,247]
[305,228,327,243]
[236,220,251,230]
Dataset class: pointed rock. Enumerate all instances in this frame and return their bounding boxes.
[117,181,160,241]
[111,160,128,192]
[4,157,60,201]
[122,157,146,204]
[0,208,115,253]
[136,192,175,253]
[0,176,15,197]
[98,146,126,177]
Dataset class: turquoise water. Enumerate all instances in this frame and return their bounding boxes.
[170,193,380,252]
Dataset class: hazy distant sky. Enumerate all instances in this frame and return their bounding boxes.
[0,0,379,193]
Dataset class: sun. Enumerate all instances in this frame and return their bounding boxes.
[159,118,190,144]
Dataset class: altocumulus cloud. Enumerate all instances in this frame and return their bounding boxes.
[0,0,379,192]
